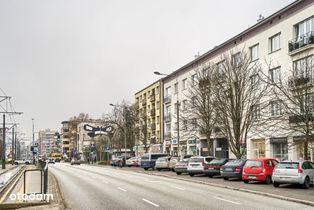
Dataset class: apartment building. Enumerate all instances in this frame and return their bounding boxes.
[38,129,57,158]
[162,0,314,160]
[135,80,163,155]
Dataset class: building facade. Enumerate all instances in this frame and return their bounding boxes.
[160,0,314,160]
[38,129,57,158]
[135,80,163,155]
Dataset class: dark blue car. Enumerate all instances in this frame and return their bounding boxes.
[140,153,168,170]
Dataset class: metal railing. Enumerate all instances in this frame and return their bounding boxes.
[288,31,314,52]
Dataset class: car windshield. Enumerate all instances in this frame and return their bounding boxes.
[225,159,245,166]
[189,158,203,162]
[209,159,226,164]
[141,155,149,160]
[245,160,262,167]
[277,162,299,169]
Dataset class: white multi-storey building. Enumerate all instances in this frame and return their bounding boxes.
[38,129,57,158]
[162,0,314,160]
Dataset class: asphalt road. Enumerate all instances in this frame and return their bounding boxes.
[49,163,314,210]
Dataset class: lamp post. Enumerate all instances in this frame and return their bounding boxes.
[32,118,35,164]
[109,104,127,163]
[154,71,180,157]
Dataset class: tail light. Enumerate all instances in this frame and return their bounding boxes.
[235,166,241,172]
[298,164,303,173]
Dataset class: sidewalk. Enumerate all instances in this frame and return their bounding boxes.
[0,165,65,210]
[0,164,16,175]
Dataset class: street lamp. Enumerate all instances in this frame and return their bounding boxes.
[154,71,180,157]
[109,104,127,162]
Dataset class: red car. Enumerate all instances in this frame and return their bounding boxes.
[242,158,278,184]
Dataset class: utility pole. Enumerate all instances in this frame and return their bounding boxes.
[11,126,14,165]
[2,114,5,169]
[32,118,35,164]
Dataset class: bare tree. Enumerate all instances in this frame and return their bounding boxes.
[262,55,314,160]
[211,50,269,159]
[181,66,217,155]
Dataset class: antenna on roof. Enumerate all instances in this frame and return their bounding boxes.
[257,14,264,22]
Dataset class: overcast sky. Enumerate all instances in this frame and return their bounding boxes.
[0,0,295,139]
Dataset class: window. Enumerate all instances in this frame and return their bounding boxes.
[191,74,196,86]
[182,79,187,90]
[269,33,281,53]
[250,74,259,86]
[232,53,241,67]
[293,55,313,79]
[182,100,187,110]
[165,87,171,97]
[216,60,225,76]
[273,143,288,161]
[165,105,171,115]
[192,118,197,129]
[183,120,188,131]
[156,86,160,94]
[294,17,314,40]
[250,44,259,61]
[174,102,179,114]
[269,67,281,83]
[174,83,178,94]
[252,104,261,119]
[302,93,314,113]
[270,101,283,117]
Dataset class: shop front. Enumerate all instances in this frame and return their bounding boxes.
[270,137,288,161]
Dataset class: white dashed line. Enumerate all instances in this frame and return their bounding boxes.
[117,187,127,192]
[142,198,159,207]
[214,196,240,205]
[171,186,185,190]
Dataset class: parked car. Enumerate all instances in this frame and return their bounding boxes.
[126,157,141,167]
[204,158,230,177]
[174,159,189,175]
[242,158,278,184]
[140,153,168,170]
[155,156,171,171]
[14,159,26,165]
[71,159,81,165]
[272,160,314,189]
[220,159,247,180]
[110,156,128,167]
[169,156,180,172]
[187,156,215,176]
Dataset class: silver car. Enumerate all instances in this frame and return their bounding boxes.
[272,160,314,189]
[155,156,171,171]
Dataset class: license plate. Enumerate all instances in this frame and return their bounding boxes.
[225,168,232,171]
[249,176,256,179]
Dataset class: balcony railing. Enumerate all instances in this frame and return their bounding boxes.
[164,96,171,104]
[141,98,147,106]
[288,75,314,88]
[288,31,314,53]
[289,114,314,124]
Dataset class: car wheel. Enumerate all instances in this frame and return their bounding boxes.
[223,177,228,181]
[189,174,194,177]
[273,182,280,188]
[208,175,213,178]
[171,168,175,172]
[128,165,131,167]
[176,172,181,175]
[144,168,148,171]
[244,180,249,184]
[302,177,310,189]
[265,176,272,184]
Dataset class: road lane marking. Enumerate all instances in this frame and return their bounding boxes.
[102,180,109,184]
[117,187,127,192]
[214,196,240,205]
[171,186,185,190]
[142,198,159,207]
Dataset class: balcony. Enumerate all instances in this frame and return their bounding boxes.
[289,114,314,124]
[151,123,156,130]
[288,76,313,88]
[150,109,155,116]
[141,98,147,106]
[164,114,172,122]
[164,96,171,104]
[150,94,155,102]
[288,31,314,55]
